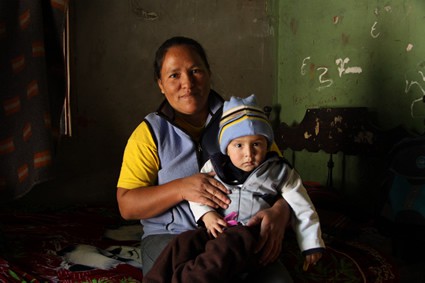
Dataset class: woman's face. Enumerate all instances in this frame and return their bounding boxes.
[157,45,211,117]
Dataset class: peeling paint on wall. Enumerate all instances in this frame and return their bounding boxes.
[130,0,159,21]
[290,18,298,35]
[333,16,341,25]
[354,131,374,144]
[314,118,320,135]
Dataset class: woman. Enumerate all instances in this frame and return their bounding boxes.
[116,36,292,282]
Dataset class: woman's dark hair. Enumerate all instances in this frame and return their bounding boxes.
[153,36,210,81]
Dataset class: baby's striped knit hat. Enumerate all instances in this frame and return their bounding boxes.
[219,94,274,154]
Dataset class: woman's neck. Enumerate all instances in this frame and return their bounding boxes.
[175,110,208,128]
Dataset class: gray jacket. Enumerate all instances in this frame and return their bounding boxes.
[190,155,325,252]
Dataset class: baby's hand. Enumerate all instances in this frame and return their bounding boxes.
[303,252,322,271]
[202,211,227,238]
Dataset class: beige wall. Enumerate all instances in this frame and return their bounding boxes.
[18,0,277,206]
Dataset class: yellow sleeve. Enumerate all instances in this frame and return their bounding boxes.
[271,141,283,157]
[117,121,160,189]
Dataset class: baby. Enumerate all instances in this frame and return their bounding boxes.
[190,94,325,270]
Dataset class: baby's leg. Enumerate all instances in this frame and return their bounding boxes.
[174,225,261,283]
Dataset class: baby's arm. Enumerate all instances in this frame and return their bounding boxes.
[189,159,223,224]
[201,211,228,238]
[279,162,325,271]
[303,252,323,271]
[280,165,325,251]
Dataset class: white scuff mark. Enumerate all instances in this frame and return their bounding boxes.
[130,0,159,21]
[384,6,392,13]
[405,78,425,118]
[374,8,379,16]
[336,58,363,77]
[419,71,425,81]
[333,16,340,24]
[344,66,363,75]
[301,56,311,75]
[410,96,425,118]
[371,21,380,38]
[405,80,425,95]
[269,25,275,36]
[336,58,349,76]
[406,44,414,52]
[316,67,333,91]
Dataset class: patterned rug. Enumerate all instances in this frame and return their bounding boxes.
[0,203,399,282]
[281,231,399,283]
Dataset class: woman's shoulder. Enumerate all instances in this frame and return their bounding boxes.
[128,120,155,147]
[131,120,151,136]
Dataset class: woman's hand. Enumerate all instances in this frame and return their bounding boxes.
[179,172,230,209]
[117,172,229,220]
[246,197,290,266]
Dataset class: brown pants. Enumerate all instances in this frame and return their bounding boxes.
[143,225,261,283]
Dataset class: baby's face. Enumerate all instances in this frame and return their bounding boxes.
[226,135,268,172]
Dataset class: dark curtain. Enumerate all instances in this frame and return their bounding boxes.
[0,0,69,200]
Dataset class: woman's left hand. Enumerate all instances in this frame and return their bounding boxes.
[246,197,290,266]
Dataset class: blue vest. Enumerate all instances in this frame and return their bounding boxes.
[141,91,223,238]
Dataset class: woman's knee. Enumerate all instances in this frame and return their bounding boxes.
[141,234,175,274]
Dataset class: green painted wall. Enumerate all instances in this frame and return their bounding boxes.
[275,1,425,212]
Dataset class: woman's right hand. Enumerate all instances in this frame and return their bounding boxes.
[179,172,230,209]
[117,172,230,220]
